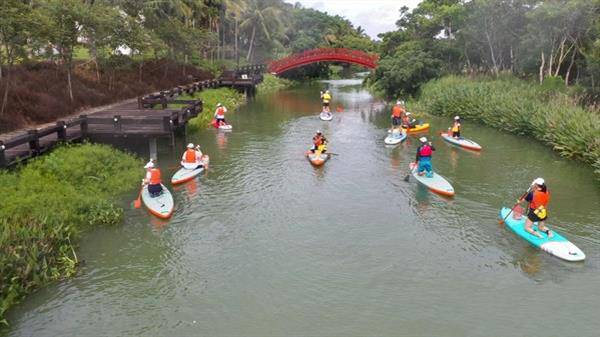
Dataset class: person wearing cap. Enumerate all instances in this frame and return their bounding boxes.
[311,130,327,154]
[449,116,461,138]
[391,100,405,128]
[181,143,204,169]
[415,137,435,177]
[402,112,417,129]
[143,159,163,197]
[518,178,552,238]
[320,90,332,113]
[214,103,228,126]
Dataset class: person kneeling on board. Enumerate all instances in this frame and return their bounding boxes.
[391,100,405,129]
[311,131,328,154]
[402,112,417,128]
[415,137,435,177]
[449,116,461,138]
[143,160,163,197]
[181,143,204,169]
[214,103,227,126]
[518,178,552,239]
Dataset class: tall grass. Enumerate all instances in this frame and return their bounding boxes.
[413,75,600,176]
[256,74,296,95]
[176,88,244,130]
[0,143,141,325]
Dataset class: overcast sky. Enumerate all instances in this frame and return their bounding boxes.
[284,0,422,39]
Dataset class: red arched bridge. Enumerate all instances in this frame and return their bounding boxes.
[267,48,378,75]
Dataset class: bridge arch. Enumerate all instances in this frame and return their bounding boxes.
[267,48,378,75]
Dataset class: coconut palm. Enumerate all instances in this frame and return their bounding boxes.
[239,0,285,62]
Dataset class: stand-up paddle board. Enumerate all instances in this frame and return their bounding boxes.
[142,184,174,219]
[409,162,455,196]
[319,112,333,121]
[384,129,407,145]
[440,132,482,151]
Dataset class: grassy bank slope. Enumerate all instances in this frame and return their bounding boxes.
[414,76,600,175]
[0,144,140,325]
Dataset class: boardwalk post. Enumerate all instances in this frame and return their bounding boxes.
[149,138,157,161]
[114,115,122,132]
[0,141,6,168]
[56,121,67,141]
[28,129,40,154]
[80,115,88,139]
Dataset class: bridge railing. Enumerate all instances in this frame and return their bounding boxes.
[268,48,378,74]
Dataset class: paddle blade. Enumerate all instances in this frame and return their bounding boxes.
[134,197,141,209]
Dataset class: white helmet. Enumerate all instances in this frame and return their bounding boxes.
[144,160,155,169]
[396,100,403,105]
[532,177,545,186]
[419,137,428,143]
[216,103,222,107]
[454,116,460,120]
[406,112,412,116]
[187,143,194,149]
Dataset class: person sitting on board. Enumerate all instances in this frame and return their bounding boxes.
[320,90,332,113]
[518,178,552,239]
[181,143,203,170]
[214,103,228,126]
[402,112,417,129]
[415,137,435,177]
[449,116,461,138]
[310,131,327,154]
[391,100,405,129]
[143,160,163,197]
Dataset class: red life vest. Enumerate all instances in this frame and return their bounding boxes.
[184,149,196,163]
[419,145,432,157]
[149,168,161,185]
[313,136,322,146]
[216,107,226,117]
[530,190,550,210]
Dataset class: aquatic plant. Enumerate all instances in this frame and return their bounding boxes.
[0,143,141,325]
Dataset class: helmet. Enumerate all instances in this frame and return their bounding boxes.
[216,103,222,107]
[533,177,545,186]
[406,112,412,115]
[325,90,330,94]
[144,160,155,169]
[187,143,194,149]
[419,137,428,143]
[396,100,402,105]
[316,130,322,134]
[454,116,460,120]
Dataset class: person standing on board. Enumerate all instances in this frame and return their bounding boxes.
[391,100,405,129]
[449,116,461,138]
[320,90,332,113]
[518,178,552,238]
[415,137,435,177]
[214,103,228,126]
[143,159,163,197]
[181,143,203,169]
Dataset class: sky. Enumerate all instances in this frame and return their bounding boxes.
[284,0,422,39]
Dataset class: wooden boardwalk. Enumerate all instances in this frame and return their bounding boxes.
[0,65,265,168]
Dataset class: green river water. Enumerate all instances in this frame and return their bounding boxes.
[3,79,600,337]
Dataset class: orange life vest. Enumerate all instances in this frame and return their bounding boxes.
[313,136,322,146]
[216,107,226,117]
[392,106,404,118]
[530,190,550,210]
[149,168,161,185]
[184,149,196,163]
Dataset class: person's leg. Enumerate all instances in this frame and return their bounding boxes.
[526,212,543,238]
[537,220,553,238]
[424,161,433,177]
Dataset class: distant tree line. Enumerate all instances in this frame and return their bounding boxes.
[371,0,600,100]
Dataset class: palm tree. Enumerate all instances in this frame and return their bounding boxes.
[239,0,284,62]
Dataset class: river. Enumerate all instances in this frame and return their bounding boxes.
[3,79,600,337]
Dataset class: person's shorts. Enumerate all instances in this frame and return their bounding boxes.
[452,131,460,138]
[527,208,547,222]
[392,117,401,126]
[323,102,330,107]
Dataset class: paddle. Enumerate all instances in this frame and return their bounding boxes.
[134,185,143,208]
[403,162,415,182]
[499,187,532,224]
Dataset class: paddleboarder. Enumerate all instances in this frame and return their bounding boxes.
[415,137,435,177]
[518,178,552,238]
[449,116,461,138]
[391,100,405,129]
[143,159,163,197]
[181,143,204,169]
[214,103,228,126]
[320,90,332,113]
[310,130,327,154]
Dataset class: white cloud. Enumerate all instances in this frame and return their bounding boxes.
[285,0,422,39]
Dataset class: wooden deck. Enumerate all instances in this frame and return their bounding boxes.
[0,65,265,168]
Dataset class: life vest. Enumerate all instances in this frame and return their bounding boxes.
[392,106,404,117]
[313,136,322,146]
[530,189,550,219]
[452,121,460,132]
[149,168,161,185]
[322,93,331,103]
[419,145,432,157]
[215,107,226,117]
[184,149,196,163]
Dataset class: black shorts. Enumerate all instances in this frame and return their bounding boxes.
[392,117,401,126]
[323,102,330,107]
[527,208,547,222]
[148,183,163,197]
[452,131,460,138]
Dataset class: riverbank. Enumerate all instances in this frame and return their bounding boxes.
[0,144,140,325]
[411,75,600,176]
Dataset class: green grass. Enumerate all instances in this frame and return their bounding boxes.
[257,74,296,95]
[412,75,600,176]
[170,88,244,130]
[0,143,141,325]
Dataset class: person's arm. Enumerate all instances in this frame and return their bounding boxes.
[182,152,186,161]
[520,191,533,203]
[143,171,151,184]
[430,143,436,151]
[415,147,421,162]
